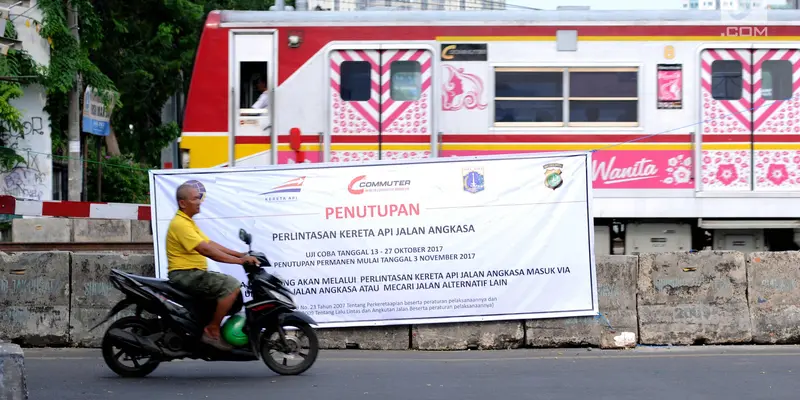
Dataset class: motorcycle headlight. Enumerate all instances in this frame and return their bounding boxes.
[269,289,294,306]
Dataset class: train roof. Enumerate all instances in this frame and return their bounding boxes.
[216,9,800,25]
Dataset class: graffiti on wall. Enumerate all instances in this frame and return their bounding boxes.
[0,95,52,201]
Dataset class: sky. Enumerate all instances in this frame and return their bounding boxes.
[504,0,785,10]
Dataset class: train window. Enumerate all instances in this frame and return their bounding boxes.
[761,60,793,101]
[494,68,564,125]
[569,100,638,124]
[710,60,742,100]
[567,68,638,126]
[493,67,639,127]
[495,69,563,98]
[569,71,638,98]
[390,61,421,101]
[340,61,371,102]
[239,61,268,109]
[495,100,563,123]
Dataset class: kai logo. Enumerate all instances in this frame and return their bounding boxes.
[259,176,306,202]
[543,163,563,190]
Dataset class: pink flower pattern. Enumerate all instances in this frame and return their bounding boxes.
[701,91,749,136]
[701,150,751,189]
[754,151,800,189]
[382,92,430,135]
[331,92,378,135]
[330,150,431,163]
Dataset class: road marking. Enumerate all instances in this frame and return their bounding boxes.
[24,351,800,361]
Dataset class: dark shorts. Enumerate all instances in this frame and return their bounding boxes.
[168,269,240,300]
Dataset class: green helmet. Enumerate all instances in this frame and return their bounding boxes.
[221,314,249,347]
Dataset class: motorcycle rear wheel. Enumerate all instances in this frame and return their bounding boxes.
[260,320,319,375]
[101,316,161,378]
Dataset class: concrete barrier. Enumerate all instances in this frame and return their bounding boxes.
[637,251,752,345]
[0,252,71,346]
[11,219,72,242]
[10,218,152,243]
[525,255,638,349]
[318,327,410,350]
[0,342,27,400]
[69,252,156,346]
[412,321,524,350]
[746,251,800,344]
[72,220,132,242]
[9,249,800,350]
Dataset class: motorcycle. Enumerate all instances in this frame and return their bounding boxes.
[91,228,319,378]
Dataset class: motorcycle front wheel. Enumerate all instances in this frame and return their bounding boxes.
[101,316,161,378]
[260,320,319,375]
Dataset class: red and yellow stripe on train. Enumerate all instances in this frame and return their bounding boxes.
[177,9,800,253]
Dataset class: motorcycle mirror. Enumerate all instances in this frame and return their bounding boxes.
[238,229,250,244]
[245,233,252,244]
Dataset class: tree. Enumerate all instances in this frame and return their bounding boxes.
[1,0,287,204]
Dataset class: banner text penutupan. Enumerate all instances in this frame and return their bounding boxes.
[149,152,599,328]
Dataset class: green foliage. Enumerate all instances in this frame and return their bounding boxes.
[2,0,291,204]
[38,0,118,157]
[88,0,202,166]
[84,136,151,204]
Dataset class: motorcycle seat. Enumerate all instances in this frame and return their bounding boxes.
[112,269,194,302]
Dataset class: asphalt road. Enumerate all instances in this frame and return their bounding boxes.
[22,345,800,400]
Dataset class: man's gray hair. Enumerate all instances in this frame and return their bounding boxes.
[176,183,195,205]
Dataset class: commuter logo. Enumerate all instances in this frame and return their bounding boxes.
[347,175,411,195]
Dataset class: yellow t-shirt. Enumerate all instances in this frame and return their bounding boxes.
[166,210,210,272]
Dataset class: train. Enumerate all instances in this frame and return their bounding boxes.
[176,8,800,255]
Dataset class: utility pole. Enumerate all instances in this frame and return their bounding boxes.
[67,1,82,201]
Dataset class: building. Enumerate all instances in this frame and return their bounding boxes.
[308,0,506,11]
[682,0,767,9]
[0,0,52,202]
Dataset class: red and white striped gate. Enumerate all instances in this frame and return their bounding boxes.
[0,196,151,220]
[700,47,800,192]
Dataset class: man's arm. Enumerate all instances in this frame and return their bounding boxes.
[209,241,245,258]
[194,241,246,265]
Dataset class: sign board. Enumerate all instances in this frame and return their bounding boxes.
[657,64,683,110]
[149,153,598,328]
[440,43,488,61]
[82,86,117,136]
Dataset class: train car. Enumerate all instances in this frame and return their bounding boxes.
[178,8,800,255]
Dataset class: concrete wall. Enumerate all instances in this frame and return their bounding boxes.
[2,250,800,349]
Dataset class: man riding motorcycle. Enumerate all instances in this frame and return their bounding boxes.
[165,182,260,351]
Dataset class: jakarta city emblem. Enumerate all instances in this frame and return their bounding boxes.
[543,163,563,190]
[462,167,485,193]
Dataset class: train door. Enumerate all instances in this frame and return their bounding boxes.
[230,31,274,167]
[328,48,434,163]
[699,47,800,192]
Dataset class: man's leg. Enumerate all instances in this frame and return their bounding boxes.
[196,271,242,350]
[205,286,240,338]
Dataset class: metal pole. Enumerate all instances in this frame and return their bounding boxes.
[67,1,82,201]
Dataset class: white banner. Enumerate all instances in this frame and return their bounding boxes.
[149,153,598,328]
